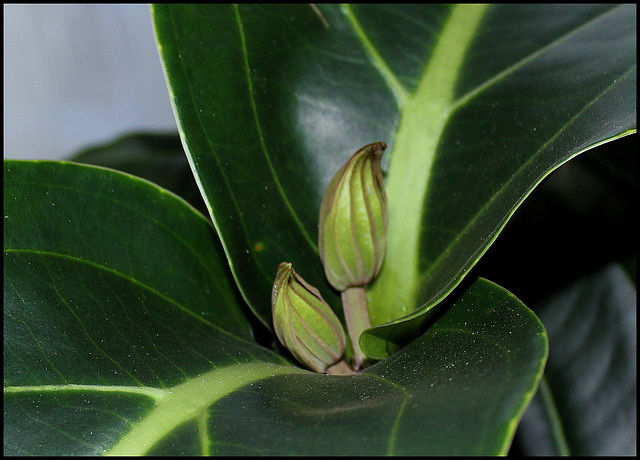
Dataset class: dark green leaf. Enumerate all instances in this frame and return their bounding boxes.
[515,264,636,456]
[4,160,547,454]
[4,160,252,340]
[3,160,294,455]
[152,4,636,359]
[206,278,548,456]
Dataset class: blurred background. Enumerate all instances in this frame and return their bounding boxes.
[3,4,178,161]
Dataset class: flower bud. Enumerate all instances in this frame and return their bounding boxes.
[318,142,388,291]
[272,262,346,373]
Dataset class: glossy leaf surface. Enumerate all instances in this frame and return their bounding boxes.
[153,4,636,358]
[4,161,547,455]
[210,277,547,456]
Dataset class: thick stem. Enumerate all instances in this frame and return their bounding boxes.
[326,359,354,376]
[341,286,370,370]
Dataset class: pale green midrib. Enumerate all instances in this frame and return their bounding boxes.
[377,28,636,328]
[3,384,166,401]
[233,5,317,253]
[103,363,306,455]
[366,5,490,324]
[197,412,211,456]
[4,364,306,456]
[341,4,409,107]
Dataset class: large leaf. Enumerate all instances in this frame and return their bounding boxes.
[3,160,250,337]
[4,160,547,455]
[207,278,547,456]
[153,4,636,358]
[515,263,636,455]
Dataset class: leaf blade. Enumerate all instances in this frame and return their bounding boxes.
[3,163,547,454]
[4,160,252,338]
[204,278,548,456]
[4,160,296,454]
[152,4,400,327]
[153,5,635,357]
[364,4,636,356]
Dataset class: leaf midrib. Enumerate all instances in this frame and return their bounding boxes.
[357,3,634,327]
[4,364,307,456]
[398,73,637,336]
[106,363,307,455]
[362,4,490,324]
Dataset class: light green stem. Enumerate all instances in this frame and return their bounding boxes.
[341,286,370,370]
[326,359,355,376]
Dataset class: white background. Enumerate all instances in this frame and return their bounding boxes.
[4,4,178,160]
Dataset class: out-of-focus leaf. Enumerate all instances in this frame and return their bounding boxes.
[473,137,637,306]
[70,132,205,213]
[515,264,636,456]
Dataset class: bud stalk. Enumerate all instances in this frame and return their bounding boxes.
[341,286,371,370]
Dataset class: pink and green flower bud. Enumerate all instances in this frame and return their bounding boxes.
[272,262,347,373]
[318,142,388,291]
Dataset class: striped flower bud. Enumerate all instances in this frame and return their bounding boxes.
[272,262,346,373]
[318,142,388,291]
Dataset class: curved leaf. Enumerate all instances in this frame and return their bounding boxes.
[4,160,250,337]
[207,278,548,456]
[365,3,636,357]
[153,4,636,359]
[4,161,547,455]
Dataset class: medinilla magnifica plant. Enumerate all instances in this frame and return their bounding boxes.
[4,4,635,455]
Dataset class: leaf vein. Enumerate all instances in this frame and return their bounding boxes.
[233,5,318,254]
[451,3,625,111]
